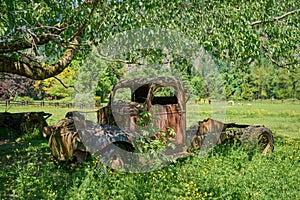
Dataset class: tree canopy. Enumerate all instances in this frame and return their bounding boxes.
[1,0,299,99]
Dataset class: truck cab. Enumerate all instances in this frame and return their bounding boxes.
[97,77,187,150]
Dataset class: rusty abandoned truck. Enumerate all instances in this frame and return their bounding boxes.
[46,77,274,170]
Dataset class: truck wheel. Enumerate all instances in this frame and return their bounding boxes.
[240,126,274,155]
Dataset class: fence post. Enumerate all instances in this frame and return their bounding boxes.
[5,100,10,106]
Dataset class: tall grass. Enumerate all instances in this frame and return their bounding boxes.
[0,101,299,199]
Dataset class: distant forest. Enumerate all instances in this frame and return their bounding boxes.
[1,60,299,101]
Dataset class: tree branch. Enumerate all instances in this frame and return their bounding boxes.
[0,27,83,80]
[53,76,74,89]
[68,0,100,42]
[251,9,300,26]
[0,26,64,54]
[261,45,298,68]
[0,0,102,80]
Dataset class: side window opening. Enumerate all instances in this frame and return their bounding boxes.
[113,87,131,103]
[152,86,178,105]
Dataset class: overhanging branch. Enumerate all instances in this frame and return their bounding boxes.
[0,0,102,80]
[0,27,64,54]
[251,9,300,26]
[261,45,299,68]
[0,28,82,80]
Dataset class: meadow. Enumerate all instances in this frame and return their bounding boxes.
[0,101,299,199]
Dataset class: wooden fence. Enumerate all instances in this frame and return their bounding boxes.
[0,100,99,109]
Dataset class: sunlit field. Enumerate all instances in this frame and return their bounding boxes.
[0,101,299,199]
[186,100,300,139]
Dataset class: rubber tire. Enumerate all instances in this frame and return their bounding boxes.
[240,126,274,155]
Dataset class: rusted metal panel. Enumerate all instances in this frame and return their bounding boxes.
[97,106,115,126]
[150,104,186,145]
[97,77,186,147]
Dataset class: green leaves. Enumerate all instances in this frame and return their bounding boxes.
[135,110,176,154]
[1,0,299,99]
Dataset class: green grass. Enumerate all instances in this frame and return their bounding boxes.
[0,101,299,199]
[186,100,300,139]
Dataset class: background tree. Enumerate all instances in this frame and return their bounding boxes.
[40,66,75,100]
[96,63,123,102]
[0,73,38,100]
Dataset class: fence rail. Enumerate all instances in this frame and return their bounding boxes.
[0,100,100,109]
